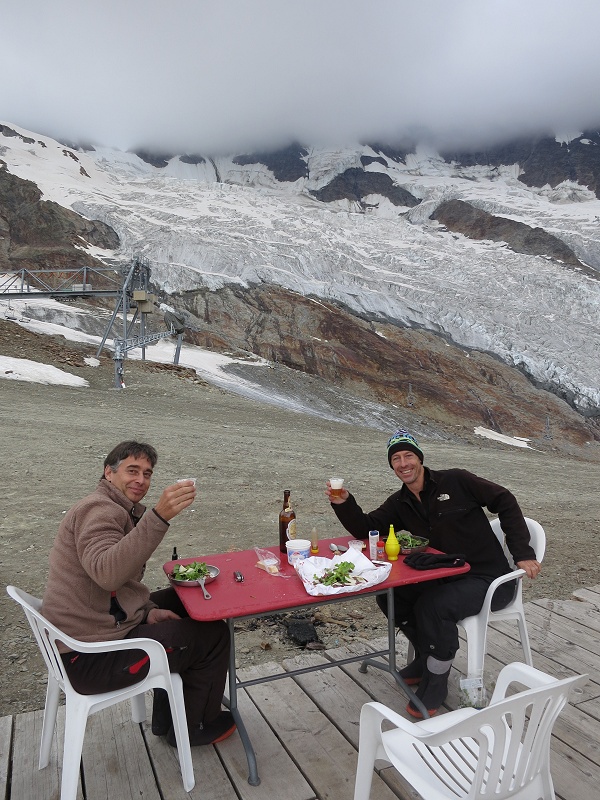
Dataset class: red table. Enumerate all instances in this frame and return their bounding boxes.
[164,537,469,785]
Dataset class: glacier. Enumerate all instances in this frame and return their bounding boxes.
[1,123,599,414]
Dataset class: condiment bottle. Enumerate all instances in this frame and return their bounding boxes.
[310,527,319,554]
[278,489,297,553]
[385,524,400,561]
[369,530,379,559]
[171,546,178,561]
[376,539,385,560]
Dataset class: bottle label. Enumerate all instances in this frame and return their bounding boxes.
[287,519,297,540]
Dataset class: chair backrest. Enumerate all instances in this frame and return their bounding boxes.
[411,669,586,798]
[490,516,546,570]
[7,585,75,696]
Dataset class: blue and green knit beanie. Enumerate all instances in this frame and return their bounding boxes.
[386,429,424,466]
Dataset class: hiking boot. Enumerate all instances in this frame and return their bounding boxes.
[399,656,423,686]
[151,689,172,736]
[167,710,236,747]
[406,669,450,719]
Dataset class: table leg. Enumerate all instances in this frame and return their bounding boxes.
[224,618,261,785]
[358,587,430,719]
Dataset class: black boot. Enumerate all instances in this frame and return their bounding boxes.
[167,710,236,747]
[399,654,423,685]
[398,625,423,685]
[151,689,172,736]
[406,666,450,719]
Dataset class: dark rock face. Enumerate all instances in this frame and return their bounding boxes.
[441,132,600,198]
[0,124,36,145]
[431,199,586,269]
[364,142,413,163]
[179,154,206,165]
[132,150,174,168]
[177,283,597,444]
[0,164,119,270]
[310,168,420,207]
[233,143,309,182]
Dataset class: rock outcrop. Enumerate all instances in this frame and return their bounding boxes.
[0,163,119,272]
[431,199,587,270]
[176,283,596,445]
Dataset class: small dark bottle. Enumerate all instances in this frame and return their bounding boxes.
[278,489,296,553]
[172,546,178,561]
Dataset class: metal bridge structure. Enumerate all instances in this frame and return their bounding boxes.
[0,258,185,388]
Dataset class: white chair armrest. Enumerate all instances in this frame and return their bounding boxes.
[57,634,167,660]
[489,662,563,704]
[476,568,525,619]
[361,702,424,736]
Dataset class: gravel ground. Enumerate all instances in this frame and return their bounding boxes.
[1,333,600,717]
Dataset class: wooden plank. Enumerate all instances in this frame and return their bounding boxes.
[307,638,423,720]
[11,709,59,800]
[217,663,315,800]
[522,605,600,668]
[571,587,600,608]
[10,705,83,800]
[240,661,399,800]
[532,597,600,634]
[0,716,12,800]
[283,647,383,746]
[141,694,238,800]
[282,646,422,800]
[82,702,160,800]
[547,738,598,800]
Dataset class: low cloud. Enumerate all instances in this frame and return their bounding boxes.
[2,0,600,153]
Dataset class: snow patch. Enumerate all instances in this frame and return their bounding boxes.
[474,427,533,449]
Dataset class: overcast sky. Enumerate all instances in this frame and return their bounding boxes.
[2,0,600,155]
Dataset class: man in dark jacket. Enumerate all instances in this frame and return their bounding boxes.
[326,429,541,718]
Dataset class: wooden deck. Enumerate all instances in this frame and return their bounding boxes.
[2,586,600,800]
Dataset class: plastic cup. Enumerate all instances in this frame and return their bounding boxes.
[177,478,197,486]
[329,478,344,498]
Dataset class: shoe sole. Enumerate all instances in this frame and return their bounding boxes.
[401,675,422,686]
[211,723,237,744]
[405,703,438,720]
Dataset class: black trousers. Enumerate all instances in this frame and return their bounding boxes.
[61,588,230,727]
[376,574,516,661]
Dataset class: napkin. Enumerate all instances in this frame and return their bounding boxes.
[295,549,392,596]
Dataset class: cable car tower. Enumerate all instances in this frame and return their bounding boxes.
[97,256,185,388]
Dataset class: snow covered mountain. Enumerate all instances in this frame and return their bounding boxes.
[1,122,599,439]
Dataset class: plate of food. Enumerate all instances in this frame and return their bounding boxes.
[398,534,429,554]
[169,561,220,586]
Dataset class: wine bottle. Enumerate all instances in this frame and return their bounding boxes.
[278,489,296,553]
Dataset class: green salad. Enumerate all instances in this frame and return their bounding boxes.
[313,561,366,587]
[397,533,428,547]
[171,561,210,581]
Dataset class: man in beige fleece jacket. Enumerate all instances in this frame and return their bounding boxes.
[42,440,234,747]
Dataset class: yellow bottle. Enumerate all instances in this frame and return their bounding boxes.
[385,524,400,561]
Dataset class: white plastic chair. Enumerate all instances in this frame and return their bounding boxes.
[7,585,194,799]
[354,661,587,800]
[457,517,545,702]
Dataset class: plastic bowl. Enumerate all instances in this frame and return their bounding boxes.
[399,537,429,555]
